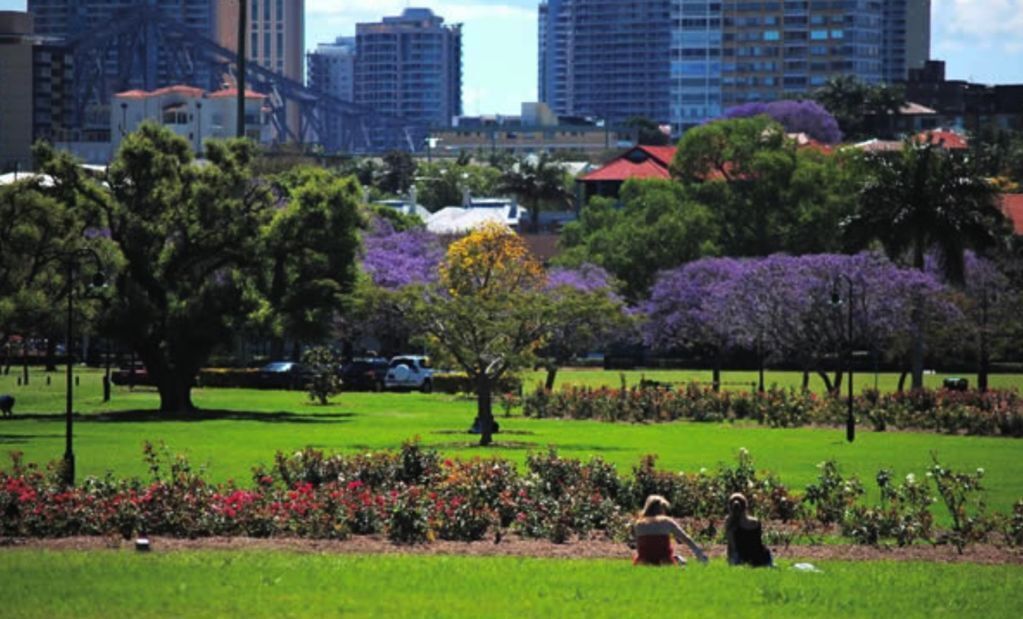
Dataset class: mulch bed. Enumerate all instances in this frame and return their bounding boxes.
[3,536,1021,565]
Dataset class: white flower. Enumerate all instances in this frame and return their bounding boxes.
[905,473,916,484]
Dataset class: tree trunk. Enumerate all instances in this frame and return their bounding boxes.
[833,370,844,396]
[897,370,909,393]
[911,242,926,390]
[802,370,810,392]
[544,365,558,391]
[712,350,722,392]
[45,337,58,372]
[817,371,834,395]
[477,375,495,447]
[22,341,29,386]
[157,372,196,413]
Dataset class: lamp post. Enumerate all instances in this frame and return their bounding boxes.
[60,249,106,486]
[120,102,128,137]
[195,100,203,157]
[831,275,855,443]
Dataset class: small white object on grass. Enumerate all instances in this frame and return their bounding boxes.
[135,537,151,552]
[792,563,822,573]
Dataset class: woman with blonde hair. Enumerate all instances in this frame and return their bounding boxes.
[724,492,773,567]
[631,495,708,566]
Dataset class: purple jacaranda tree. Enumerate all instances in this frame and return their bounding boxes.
[645,253,958,394]
[540,264,630,390]
[928,251,1018,392]
[361,218,443,290]
[339,218,444,357]
[643,258,752,391]
[722,100,843,145]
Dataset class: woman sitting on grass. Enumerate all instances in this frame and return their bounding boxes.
[724,493,773,567]
[632,495,708,566]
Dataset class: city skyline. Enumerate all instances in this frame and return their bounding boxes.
[1,0,1022,115]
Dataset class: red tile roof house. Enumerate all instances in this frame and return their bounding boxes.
[578,135,833,202]
[1002,194,1023,236]
[578,145,677,202]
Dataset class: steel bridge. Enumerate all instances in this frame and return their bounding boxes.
[64,5,427,153]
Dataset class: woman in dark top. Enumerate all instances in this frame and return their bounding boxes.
[724,493,773,567]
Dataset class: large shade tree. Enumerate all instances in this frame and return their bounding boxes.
[558,178,719,301]
[37,124,275,413]
[848,139,1007,388]
[262,167,362,359]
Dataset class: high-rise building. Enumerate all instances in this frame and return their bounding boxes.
[0,10,74,170]
[540,0,931,134]
[307,36,355,151]
[308,36,356,102]
[355,8,462,128]
[215,0,304,85]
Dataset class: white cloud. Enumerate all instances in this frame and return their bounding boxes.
[933,0,1023,50]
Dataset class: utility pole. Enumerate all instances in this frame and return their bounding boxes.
[236,0,247,138]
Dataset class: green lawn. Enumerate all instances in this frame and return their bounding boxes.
[1,368,1022,511]
[1,550,1020,618]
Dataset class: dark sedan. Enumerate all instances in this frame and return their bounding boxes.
[339,357,389,391]
[258,361,311,390]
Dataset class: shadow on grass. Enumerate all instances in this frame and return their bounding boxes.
[0,433,63,444]
[8,410,356,424]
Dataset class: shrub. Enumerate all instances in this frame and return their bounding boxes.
[302,347,343,405]
[842,469,934,547]
[928,456,993,553]
[803,460,864,525]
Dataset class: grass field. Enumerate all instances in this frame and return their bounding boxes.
[1,368,1022,511]
[1,550,1020,618]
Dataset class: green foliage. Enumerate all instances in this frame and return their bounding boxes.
[558,179,718,300]
[671,116,858,257]
[302,346,342,405]
[414,161,501,212]
[38,123,276,412]
[811,75,906,140]
[803,460,864,525]
[842,469,935,547]
[928,455,992,553]
[263,166,363,351]
[850,141,1006,279]
[0,179,110,343]
[497,154,574,232]
[380,150,417,195]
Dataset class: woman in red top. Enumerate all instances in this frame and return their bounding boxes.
[631,495,708,566]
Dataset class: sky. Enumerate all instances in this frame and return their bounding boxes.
[2,0,1021,115]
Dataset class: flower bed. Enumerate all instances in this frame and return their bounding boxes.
[2,443,1020,551]
[522,385,1023,437]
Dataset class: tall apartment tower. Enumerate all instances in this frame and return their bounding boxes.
[215,0,304,86]
[308,36,356,102]
[539,0,671,125]
[883,0,931,83]
[355,8,462,128]
[541,0,931,134]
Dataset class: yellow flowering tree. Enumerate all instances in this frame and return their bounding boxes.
[413,222,549,446]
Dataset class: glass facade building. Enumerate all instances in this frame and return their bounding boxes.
[540,0,930,135]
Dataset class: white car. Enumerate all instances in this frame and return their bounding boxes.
[384,356,434,392]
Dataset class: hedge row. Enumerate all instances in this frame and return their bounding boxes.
[196,369,520,395]
[522,385,1023,437]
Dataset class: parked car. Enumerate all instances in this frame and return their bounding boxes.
[339,357,390,391]
[110,363,155,387]
[384,356,434,392]
[258,361,311,390]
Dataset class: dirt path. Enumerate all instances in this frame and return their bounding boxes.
[3,536,1021,566]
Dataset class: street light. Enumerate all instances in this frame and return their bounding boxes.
[195,100,204,157]
[831,275,855,443]
[60,248,106,486]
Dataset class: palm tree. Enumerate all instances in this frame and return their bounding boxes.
[498,154,574,233]
[849,139,1006,389]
